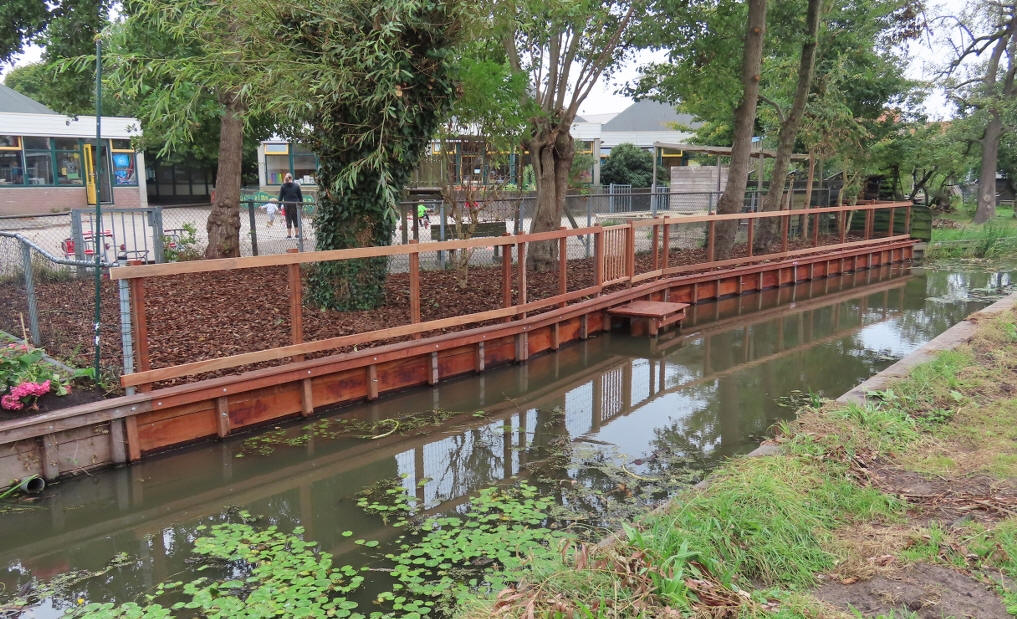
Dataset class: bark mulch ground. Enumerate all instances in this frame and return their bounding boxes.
[0,236,861,397]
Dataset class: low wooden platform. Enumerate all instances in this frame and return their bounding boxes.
[608,300,690,336]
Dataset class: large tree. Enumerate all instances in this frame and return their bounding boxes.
[498,0,641,269]
[941,1,1017,223]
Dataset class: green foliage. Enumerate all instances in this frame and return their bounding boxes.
[1,343,79,411]
[600,143,655,187]
[926,221,1017,260]
[377,482,566,613]
[161,222,201,262]
[67,515,365,618]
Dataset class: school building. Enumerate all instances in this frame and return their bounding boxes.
[0,85,147,216]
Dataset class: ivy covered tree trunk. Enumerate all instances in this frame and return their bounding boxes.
[715,0,767,260]
[205,94,244,259]
[288,0,461,310]
[528,124,574,270]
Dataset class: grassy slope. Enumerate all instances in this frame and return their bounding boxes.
[927,207,1017,260]
[459,306,1017,618]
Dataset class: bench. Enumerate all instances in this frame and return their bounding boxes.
[608,300,690,336]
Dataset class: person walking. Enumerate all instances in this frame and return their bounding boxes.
[278,173,304,238]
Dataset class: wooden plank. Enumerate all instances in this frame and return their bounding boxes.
[594,228,605,291]
[707,221,716,262]
[558,229,568,307]
[608,301,690,318]
[429,352,439,385]
[651,224,660,270]
[125,416,141,461]
[502,233,512,321]
[110,225,602,280]
[128,270,151,391]
[287,249,303,361]
[625,225,636,284]
[475,342,485,372]
[747,218,754,257]
[109,419,127,464]
[409,240,421,338]
[40,434,59,480]
[661,222,669,269]
[301,378,314,415]
[216,396,230,438]
[518,242,527,319]
[781,213,789,253]
[367,365,379,400]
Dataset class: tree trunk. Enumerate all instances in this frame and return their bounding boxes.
[754,0,822,252]
[974,112,1003,223]
[528,125,574,270]
[204,95,244,259]
[715,0,768,260]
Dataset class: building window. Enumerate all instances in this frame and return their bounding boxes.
[111,152,137,185]
[266,154,290,185]
[25,151,53,185]
[54,138,83,185]
[0,151,22,184]
[0,136,20,150]
[292,144,316,185]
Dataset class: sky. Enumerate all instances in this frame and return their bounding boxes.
[3,0,969,121]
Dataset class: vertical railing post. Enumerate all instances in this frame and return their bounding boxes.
[501,233,512,322]
[864,209,873,240]
[594,226,604,295]
[651,222,660,270]
[439,201,447,269]
[747,217,755,257]
[295,203,305,252]
[151,207,165,263]
[840,210,848,244]
[70,210,86,277]
[905,205,912,236]
[812,213,820,247]
[517,241,528,318]
[247,202,259,256]
[286,248,303,361]
[558,227,567,307]
[125,261,148,461]
[409,239,421,338]
[887,207,895,237]
[20,243,40,345]
[625,223,635,285]
[781,212,789,253]
[585,194,592,258]
[661,219,670,271]
[707,220,716,262]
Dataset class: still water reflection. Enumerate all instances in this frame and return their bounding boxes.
[0,265,1010,615]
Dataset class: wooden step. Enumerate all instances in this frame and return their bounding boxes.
[608,301,689,336]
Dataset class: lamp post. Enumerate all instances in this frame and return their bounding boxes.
[92,37,103,380]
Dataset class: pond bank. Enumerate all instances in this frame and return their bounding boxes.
[469,292,1017,617]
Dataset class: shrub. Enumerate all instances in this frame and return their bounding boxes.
[0,343,74,412]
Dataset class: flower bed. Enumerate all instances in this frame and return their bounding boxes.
[1,343,80,413]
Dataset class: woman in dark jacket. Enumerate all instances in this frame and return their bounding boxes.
[278,173,304,238]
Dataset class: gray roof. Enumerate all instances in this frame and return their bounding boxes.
[0,85,58,115]
[602,100,699,132]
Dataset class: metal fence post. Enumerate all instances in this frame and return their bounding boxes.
[118,278,136,396]
[20,242,40,346]
[296,202,305,252]
[150,206,165,263]
[247,202,259,256]
[70,209,86,277]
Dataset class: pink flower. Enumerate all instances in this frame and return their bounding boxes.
[1,394,23,411]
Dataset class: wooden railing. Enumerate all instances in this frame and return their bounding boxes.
[110,200,913,390]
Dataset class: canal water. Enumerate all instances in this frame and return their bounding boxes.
[1,265,1012,616]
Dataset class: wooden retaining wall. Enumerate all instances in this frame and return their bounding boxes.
[0,236,914,483]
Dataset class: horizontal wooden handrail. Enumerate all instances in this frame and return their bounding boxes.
[110,200,912,280]
[121,283,602,387]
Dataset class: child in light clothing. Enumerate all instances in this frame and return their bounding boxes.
[260,198,280,227]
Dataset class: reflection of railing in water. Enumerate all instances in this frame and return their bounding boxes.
[0,267,912,567]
